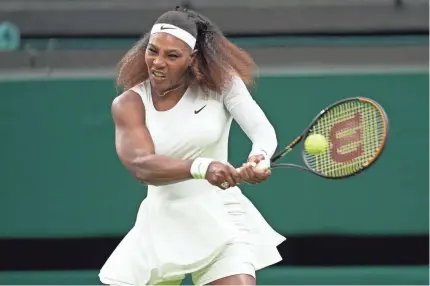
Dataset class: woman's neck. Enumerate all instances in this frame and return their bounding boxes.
[153,73,192,98]
[157,83,187,97]
[151,81,191,105]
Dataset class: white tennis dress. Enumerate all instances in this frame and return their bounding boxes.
[99,76,286,285]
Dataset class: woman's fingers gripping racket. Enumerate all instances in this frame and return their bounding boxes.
[239,163,260,184]
[206,161,241,189]
[226,165,242,187]
[239,162,272,184]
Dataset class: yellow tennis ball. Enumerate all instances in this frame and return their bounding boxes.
[304,134,328,155]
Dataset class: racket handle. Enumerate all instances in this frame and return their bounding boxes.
[271,135,303,162]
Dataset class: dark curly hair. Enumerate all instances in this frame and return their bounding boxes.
[116,7,256,93]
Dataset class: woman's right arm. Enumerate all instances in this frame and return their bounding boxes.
[112,90,241,188]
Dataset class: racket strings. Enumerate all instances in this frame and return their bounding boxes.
[304,100,386,177]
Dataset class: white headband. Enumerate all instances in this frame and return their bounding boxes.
[150,23,196,50]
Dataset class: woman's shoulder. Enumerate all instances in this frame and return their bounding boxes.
[220,75,251,100]
[112,79,150,112]
[111,89,146,125]
[126,79,152,106]
[204,75,249,100]
[113,89,144,108]
[129,79,151,96]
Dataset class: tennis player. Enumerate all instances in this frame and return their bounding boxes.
[99,7,286,286]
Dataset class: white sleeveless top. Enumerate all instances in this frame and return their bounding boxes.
[133,79,233,201]
[99,78,286,285]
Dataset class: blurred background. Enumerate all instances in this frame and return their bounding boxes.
[0,0,429,285]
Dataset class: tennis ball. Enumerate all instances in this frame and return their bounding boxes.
[304,134,328,155]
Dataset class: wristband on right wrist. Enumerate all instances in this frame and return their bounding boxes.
[190,157,214,179]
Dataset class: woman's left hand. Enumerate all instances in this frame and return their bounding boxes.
[238,154,272,185]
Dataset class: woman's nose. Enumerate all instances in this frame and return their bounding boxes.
[153,56,166,68]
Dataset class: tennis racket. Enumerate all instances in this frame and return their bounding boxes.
[269,97,389,179]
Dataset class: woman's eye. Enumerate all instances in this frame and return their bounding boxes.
[148,48,157,54]
[168,54,179,59]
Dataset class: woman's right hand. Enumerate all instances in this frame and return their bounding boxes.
[206,161,242,189]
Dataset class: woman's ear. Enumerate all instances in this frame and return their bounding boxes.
[189,49,198,66]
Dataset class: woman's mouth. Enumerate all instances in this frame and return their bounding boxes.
[152,70,166,79]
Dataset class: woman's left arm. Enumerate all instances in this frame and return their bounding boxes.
[223,76,277,183]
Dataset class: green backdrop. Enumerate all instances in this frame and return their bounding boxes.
[0,71,428,238]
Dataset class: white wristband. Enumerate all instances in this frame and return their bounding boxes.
[190,158,214,179]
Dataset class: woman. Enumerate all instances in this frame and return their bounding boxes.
[99,7,285,286]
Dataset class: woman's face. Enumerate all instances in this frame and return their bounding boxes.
[145,33,195,93]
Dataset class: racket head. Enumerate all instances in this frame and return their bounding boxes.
[301,97,389,179]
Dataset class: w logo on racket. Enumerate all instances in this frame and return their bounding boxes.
[330,112,363,163]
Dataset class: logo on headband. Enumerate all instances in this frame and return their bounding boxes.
[161,25,176,30]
